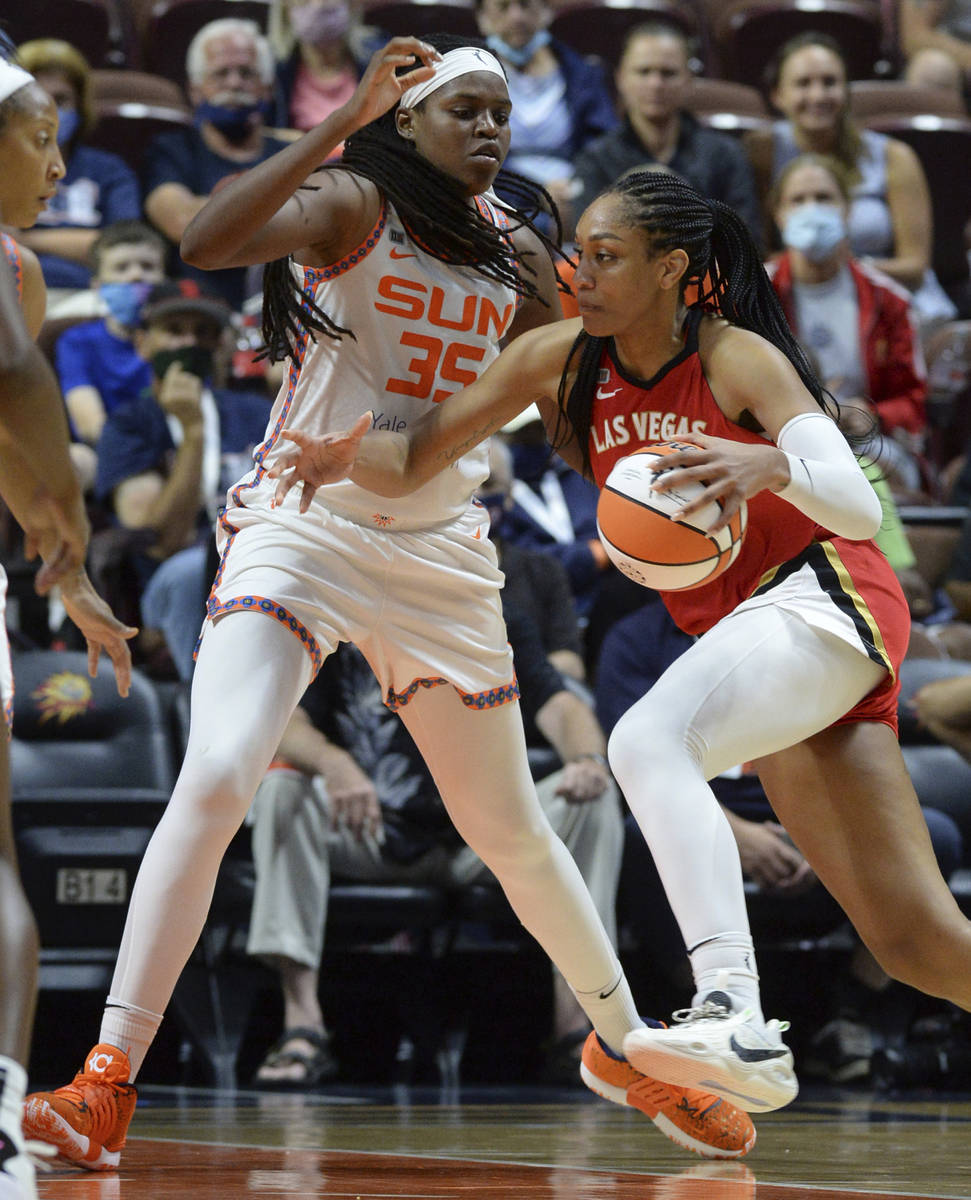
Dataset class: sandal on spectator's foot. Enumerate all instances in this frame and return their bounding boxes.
[252,1027,338,1090]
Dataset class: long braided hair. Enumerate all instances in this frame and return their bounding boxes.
[261,33,565,363]
[557,171,835,476]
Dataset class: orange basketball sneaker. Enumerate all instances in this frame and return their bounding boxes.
[581,1031,756,1159]
[22,1045,137,1171]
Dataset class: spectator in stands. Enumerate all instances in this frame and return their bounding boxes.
[911,674,971,849]
[247,612,622,1088]
[143,19,293,310]
[571,22,760,243]
[903,45,968,107]
[497,405,609,629]
[12,39,140,301]
[900,0,971,89]
[765,152,930,500]
[56,220,167,449]
[93,282,270,679]
[745,32,956,326]
[480,438,585,681]
[267,0,385,136]
[474,0,617,237]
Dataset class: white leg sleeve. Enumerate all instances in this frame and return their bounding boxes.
[108,613,314,1016]
[608,606,886,955]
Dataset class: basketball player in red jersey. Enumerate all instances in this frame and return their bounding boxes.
[271,169,971,1116]
[0,48,136,1200]
[24,43,755,1170]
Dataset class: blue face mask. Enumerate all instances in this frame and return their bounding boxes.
[486,30,551,69]
[194,98,271,143]
[99,280,153,328]
[56,106,80,146]
[782,203,847,264]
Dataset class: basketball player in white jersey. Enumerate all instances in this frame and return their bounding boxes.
[24,36,755,1166]
[0,49,136,1200]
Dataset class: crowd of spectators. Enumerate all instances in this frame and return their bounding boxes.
[5,0,971,1091]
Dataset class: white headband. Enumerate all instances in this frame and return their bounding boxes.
[399,47,505,110]
[0,59,34,106]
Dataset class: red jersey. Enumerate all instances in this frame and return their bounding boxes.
[587,311,833,634]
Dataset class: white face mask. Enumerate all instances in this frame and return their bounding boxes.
[782,202,847,263]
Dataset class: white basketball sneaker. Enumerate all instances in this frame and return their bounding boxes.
[622,991,798,1113]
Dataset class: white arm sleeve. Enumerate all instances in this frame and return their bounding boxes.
[775,411,883,541]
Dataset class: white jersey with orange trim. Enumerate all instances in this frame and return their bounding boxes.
[237,194,521,533]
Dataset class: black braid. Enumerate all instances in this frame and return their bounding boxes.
[558,171,836,475]
[261,33,566,363]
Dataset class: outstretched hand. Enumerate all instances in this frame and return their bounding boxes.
[59,569,138,698]
[268,411,374,513]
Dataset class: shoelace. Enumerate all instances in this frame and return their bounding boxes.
[58,1074,120,1141]
[670,1000,737,1025]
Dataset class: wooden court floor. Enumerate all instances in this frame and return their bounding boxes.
[31,1082,971,1199]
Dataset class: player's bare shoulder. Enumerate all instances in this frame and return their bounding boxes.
[698,311,821,428]
[700,313,790,383]
[298,167,383,267]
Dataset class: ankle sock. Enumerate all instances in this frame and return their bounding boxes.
[688,941,764,1025]
[572,967,644,1057]
[100,996,164,1081]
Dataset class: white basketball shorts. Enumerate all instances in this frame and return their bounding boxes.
[199,499,517,711]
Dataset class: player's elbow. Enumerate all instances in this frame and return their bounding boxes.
[179,228,220,270]
[841,486,884,541]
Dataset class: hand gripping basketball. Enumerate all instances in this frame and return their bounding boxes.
[596,442,748,590]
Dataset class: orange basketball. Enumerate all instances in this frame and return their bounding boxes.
[597,443,747,590]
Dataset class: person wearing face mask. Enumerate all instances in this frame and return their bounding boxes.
[9,40,140,302]
[499,405,609,630]
[55,221,168,452]
[268,0,386,138]
[92,282,271,679]
[143,19,293,310]
[765,153,929,502]
[473,0,617,238]
[745,32,958,326]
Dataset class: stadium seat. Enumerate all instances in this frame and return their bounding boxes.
[0,0,117,68]
[549,0,706,74]
[902,742,971,816]
[359,0,478,40]
[861,115,971,291]
[87,69,192,173]
[10,650,174,992]
[684,76,770,137]
[707,0,889,86]
[849,79,966,121]
[136,0,272,85]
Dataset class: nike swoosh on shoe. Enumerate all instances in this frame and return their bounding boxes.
[729,1035,790,1063]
